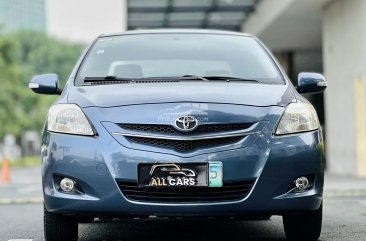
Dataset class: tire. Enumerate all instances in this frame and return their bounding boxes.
[283,203,322,241]
[44,204,78,241]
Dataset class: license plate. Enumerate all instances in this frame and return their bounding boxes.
[208,161,223,187]
[138,162,223,187]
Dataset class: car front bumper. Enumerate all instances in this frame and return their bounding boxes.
[42,127,324,217]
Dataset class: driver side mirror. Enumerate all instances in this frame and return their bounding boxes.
[297,72,327,94]
[29,74,62,95]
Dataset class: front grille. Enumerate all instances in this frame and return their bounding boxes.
[118,123,253,136]
[127,136,244,152]
[118,180,255,203]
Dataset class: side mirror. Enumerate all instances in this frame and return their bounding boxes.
[297,72,327,94]
[29,74,62,95]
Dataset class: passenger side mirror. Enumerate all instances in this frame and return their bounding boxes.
[297,72,327,94]
[29,74,62,95]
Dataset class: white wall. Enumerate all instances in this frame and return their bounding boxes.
[46,0,127,43]
[323,0,366,176]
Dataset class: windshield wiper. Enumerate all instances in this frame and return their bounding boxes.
[202,76,260,83]
[135,75,208,81]
[142,75,259,83]
[84,75,186,82]
[83,75,260,83]
[181,75,209,81]
[83,76,132,82]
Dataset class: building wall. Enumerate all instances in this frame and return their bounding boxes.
[0,0,46,32]
[46,0,127,43]
[323,0,366,176]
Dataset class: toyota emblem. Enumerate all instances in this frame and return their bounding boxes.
[174,116,198,132]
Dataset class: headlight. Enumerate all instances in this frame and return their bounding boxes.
[275,103,319,135]
[47,104,95,136]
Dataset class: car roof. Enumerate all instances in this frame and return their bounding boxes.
[100,29,253,38]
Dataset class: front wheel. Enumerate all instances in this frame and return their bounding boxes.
[44,204,78,241]
[283,203,323,241]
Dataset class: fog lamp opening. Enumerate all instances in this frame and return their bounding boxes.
[60,177,75,192]
[295,176,309,191]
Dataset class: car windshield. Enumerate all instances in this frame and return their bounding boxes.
[76,33,284,85]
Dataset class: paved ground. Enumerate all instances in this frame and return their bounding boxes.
[0,166,365,241]
[0,166,42,203]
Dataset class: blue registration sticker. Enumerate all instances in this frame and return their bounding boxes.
[208,162,223,187]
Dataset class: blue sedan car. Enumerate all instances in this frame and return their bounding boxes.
[30,29,326,241]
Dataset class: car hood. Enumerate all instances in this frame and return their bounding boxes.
[67,82,295,108]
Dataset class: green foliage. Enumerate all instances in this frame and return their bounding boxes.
[9,156,40,168]
[0,31,84,139]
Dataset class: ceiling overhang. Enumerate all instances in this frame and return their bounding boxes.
[127,0,258,31]
[242,0,332,51]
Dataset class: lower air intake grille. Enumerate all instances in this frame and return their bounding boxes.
[127,136,244,152]
[118,181,255,203]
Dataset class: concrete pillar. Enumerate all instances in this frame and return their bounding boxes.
[323,0,366,177]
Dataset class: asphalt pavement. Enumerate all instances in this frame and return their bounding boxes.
[0,166,365,241]
[0,166,42,204]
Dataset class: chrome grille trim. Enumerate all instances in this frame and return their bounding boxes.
[111,131,253,141]
[112,122,260,141]
[111,122,264,152]
[118,123,254,135]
